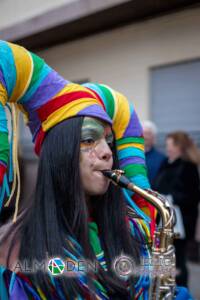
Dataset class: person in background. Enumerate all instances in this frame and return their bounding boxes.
[142,120,166,187]
[154,131,200,287]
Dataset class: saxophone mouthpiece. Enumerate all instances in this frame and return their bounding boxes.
[100,170,113,179]
[101,169,130,188]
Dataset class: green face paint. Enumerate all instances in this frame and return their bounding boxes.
[80,117,114,153]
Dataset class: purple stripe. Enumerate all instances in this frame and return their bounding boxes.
[27,110,41,138]
[0,160,7,167]
[10,277,29,300]
[23,70,68,112]
[119,157,145,168]
[77,104,112,125]
[0,69,7,89]
[32,124,41,142]
[22,71,69,140]
[124,110,142,137]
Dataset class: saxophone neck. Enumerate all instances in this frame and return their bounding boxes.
[101,169,174,230]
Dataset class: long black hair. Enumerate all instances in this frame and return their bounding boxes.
[18,117,140,299]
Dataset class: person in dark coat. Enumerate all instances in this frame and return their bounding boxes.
[142,120,166,187]
[154,131,200,287]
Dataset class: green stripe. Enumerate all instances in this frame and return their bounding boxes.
[29,52,45,89]
[0,267,9,300]
[98,84,114,119]
[0,132,9,164]
[88,222,102,255]
[124,164,147,178]
[116,137,144,146]
[93,279,107,294]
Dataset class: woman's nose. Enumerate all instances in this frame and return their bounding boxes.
[95,139,112,161]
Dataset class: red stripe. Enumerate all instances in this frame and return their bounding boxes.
[34,128,46,156]
[135,288,144,299]
[0,164,7,186]
[132,193,156,237]
[37,91,101,122]
[85,87,106,111]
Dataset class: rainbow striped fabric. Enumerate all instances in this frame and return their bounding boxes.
[0,40,155,225]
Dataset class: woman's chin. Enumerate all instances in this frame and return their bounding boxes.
[83,171,111,196]
[87,182,110,196]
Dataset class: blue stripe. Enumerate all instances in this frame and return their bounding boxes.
[0,103,8,133]
[118,148,145,160]
[0,41,16,98]
[19,64,51,103]
[82,83,108,112]
[64,248,79,262]
[129,102,134,115]
[129,175,150,190]
[0,267,9,300]
[5,104,14,182]
[67,235,83,253]
[0,175,10,210]
[22,280,41,300]
[9,273,16,294]
[122,188,150,223]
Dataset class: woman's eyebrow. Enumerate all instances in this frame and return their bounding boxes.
[81,127,104,138]
[82,123,104,130]
[82,126,103,132]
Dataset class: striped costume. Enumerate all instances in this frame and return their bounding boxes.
[0,40,156,299]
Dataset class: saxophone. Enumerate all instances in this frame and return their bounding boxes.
[101,169,177,300]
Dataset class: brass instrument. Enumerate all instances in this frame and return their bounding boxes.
[101,169,177,300]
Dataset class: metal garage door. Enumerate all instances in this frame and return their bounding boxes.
[150,59,200,149]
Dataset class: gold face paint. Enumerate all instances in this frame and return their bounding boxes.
[80,117,114,154]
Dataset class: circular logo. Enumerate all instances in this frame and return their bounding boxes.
[48,258,65,275]
[113,255,135,277]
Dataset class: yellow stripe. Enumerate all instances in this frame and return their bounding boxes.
[117,143,144,151]
[8,42,33,103]
[0,83,7,106]
[110,87,118,121]
[4,103,21,224]
[17,103,29,124]
[112,92,130,139]
[42,98,100,132]
[37,288,47,300]
[142,222,151,239]
[100,84,118,121]
[137,218,150,240]
[53,82,98,99]
[141,207,150,218]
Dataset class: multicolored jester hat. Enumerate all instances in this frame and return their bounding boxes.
[0,40,155,227]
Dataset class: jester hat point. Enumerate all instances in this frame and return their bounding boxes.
[0,40,151,223]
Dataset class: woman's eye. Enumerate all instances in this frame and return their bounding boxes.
[106,138,114,148]
[82,138,95,145]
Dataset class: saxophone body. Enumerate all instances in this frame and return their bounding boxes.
[101,169,177,300]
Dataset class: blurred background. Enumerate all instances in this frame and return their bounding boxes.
[1,0,200,298]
